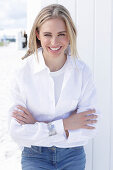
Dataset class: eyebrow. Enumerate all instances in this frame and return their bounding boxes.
[43,31,67,34]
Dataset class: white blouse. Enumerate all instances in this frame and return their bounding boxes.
[8,47,99,150]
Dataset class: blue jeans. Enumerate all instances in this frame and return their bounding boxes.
[21,145,86,170]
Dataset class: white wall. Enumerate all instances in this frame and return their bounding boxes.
[27,0,113,169]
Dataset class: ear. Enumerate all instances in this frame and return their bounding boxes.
[35,31,40,40]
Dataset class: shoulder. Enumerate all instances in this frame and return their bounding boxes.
[70,56,92,76]
[13,54,34,80]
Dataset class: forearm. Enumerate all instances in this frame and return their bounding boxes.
[62,109,99,140]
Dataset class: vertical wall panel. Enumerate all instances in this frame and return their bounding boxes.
[76,1,95,169]
[110,0,113,169]
[27,0,42,36]
[76,0,95,69]
[58,0,76,25]
[93,0,112,170]
[41,0,58,8]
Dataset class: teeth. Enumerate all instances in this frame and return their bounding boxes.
[50,47,61,51]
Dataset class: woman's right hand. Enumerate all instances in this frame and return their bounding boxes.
[63,109,98,131]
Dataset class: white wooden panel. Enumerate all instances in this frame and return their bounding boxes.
[93,0,112,170]
[111,54,113,169]
[110,2,113,169]
[76,0,95,69]
[58,0,76,25]
[110,2,113,170]
[27,0,42,36]
[41,0,58,8]
[76,1,95,169]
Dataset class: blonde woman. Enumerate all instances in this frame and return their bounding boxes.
[8,4,99,170]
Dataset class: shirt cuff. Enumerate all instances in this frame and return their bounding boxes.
[53,119,65,134]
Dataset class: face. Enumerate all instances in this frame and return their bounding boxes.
[36,18,69,60]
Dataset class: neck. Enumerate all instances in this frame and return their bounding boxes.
[43,53,67,72]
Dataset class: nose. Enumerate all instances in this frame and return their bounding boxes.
[51,37,59,46]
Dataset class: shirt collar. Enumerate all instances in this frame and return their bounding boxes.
[33,47,49,74]
[32,47,76,74]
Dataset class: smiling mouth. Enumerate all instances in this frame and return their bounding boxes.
[48,46,62,51]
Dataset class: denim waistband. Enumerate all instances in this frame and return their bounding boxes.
[30,145,84,153]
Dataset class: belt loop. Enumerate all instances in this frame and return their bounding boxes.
[39,146,42,153]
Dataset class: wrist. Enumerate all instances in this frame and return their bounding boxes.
[63,118,68,131]
[63,119,69,138]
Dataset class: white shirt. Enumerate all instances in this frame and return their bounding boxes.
[8,47,99,150]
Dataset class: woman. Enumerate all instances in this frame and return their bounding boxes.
[8,4,99,170]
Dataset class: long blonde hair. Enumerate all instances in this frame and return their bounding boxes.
[22,4,77,60]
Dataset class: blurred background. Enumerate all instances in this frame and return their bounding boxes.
[0,0,113,170]
[0,0,27,170]
[0,0,27,49]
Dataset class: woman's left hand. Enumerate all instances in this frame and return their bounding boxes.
[12,105,37,125]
